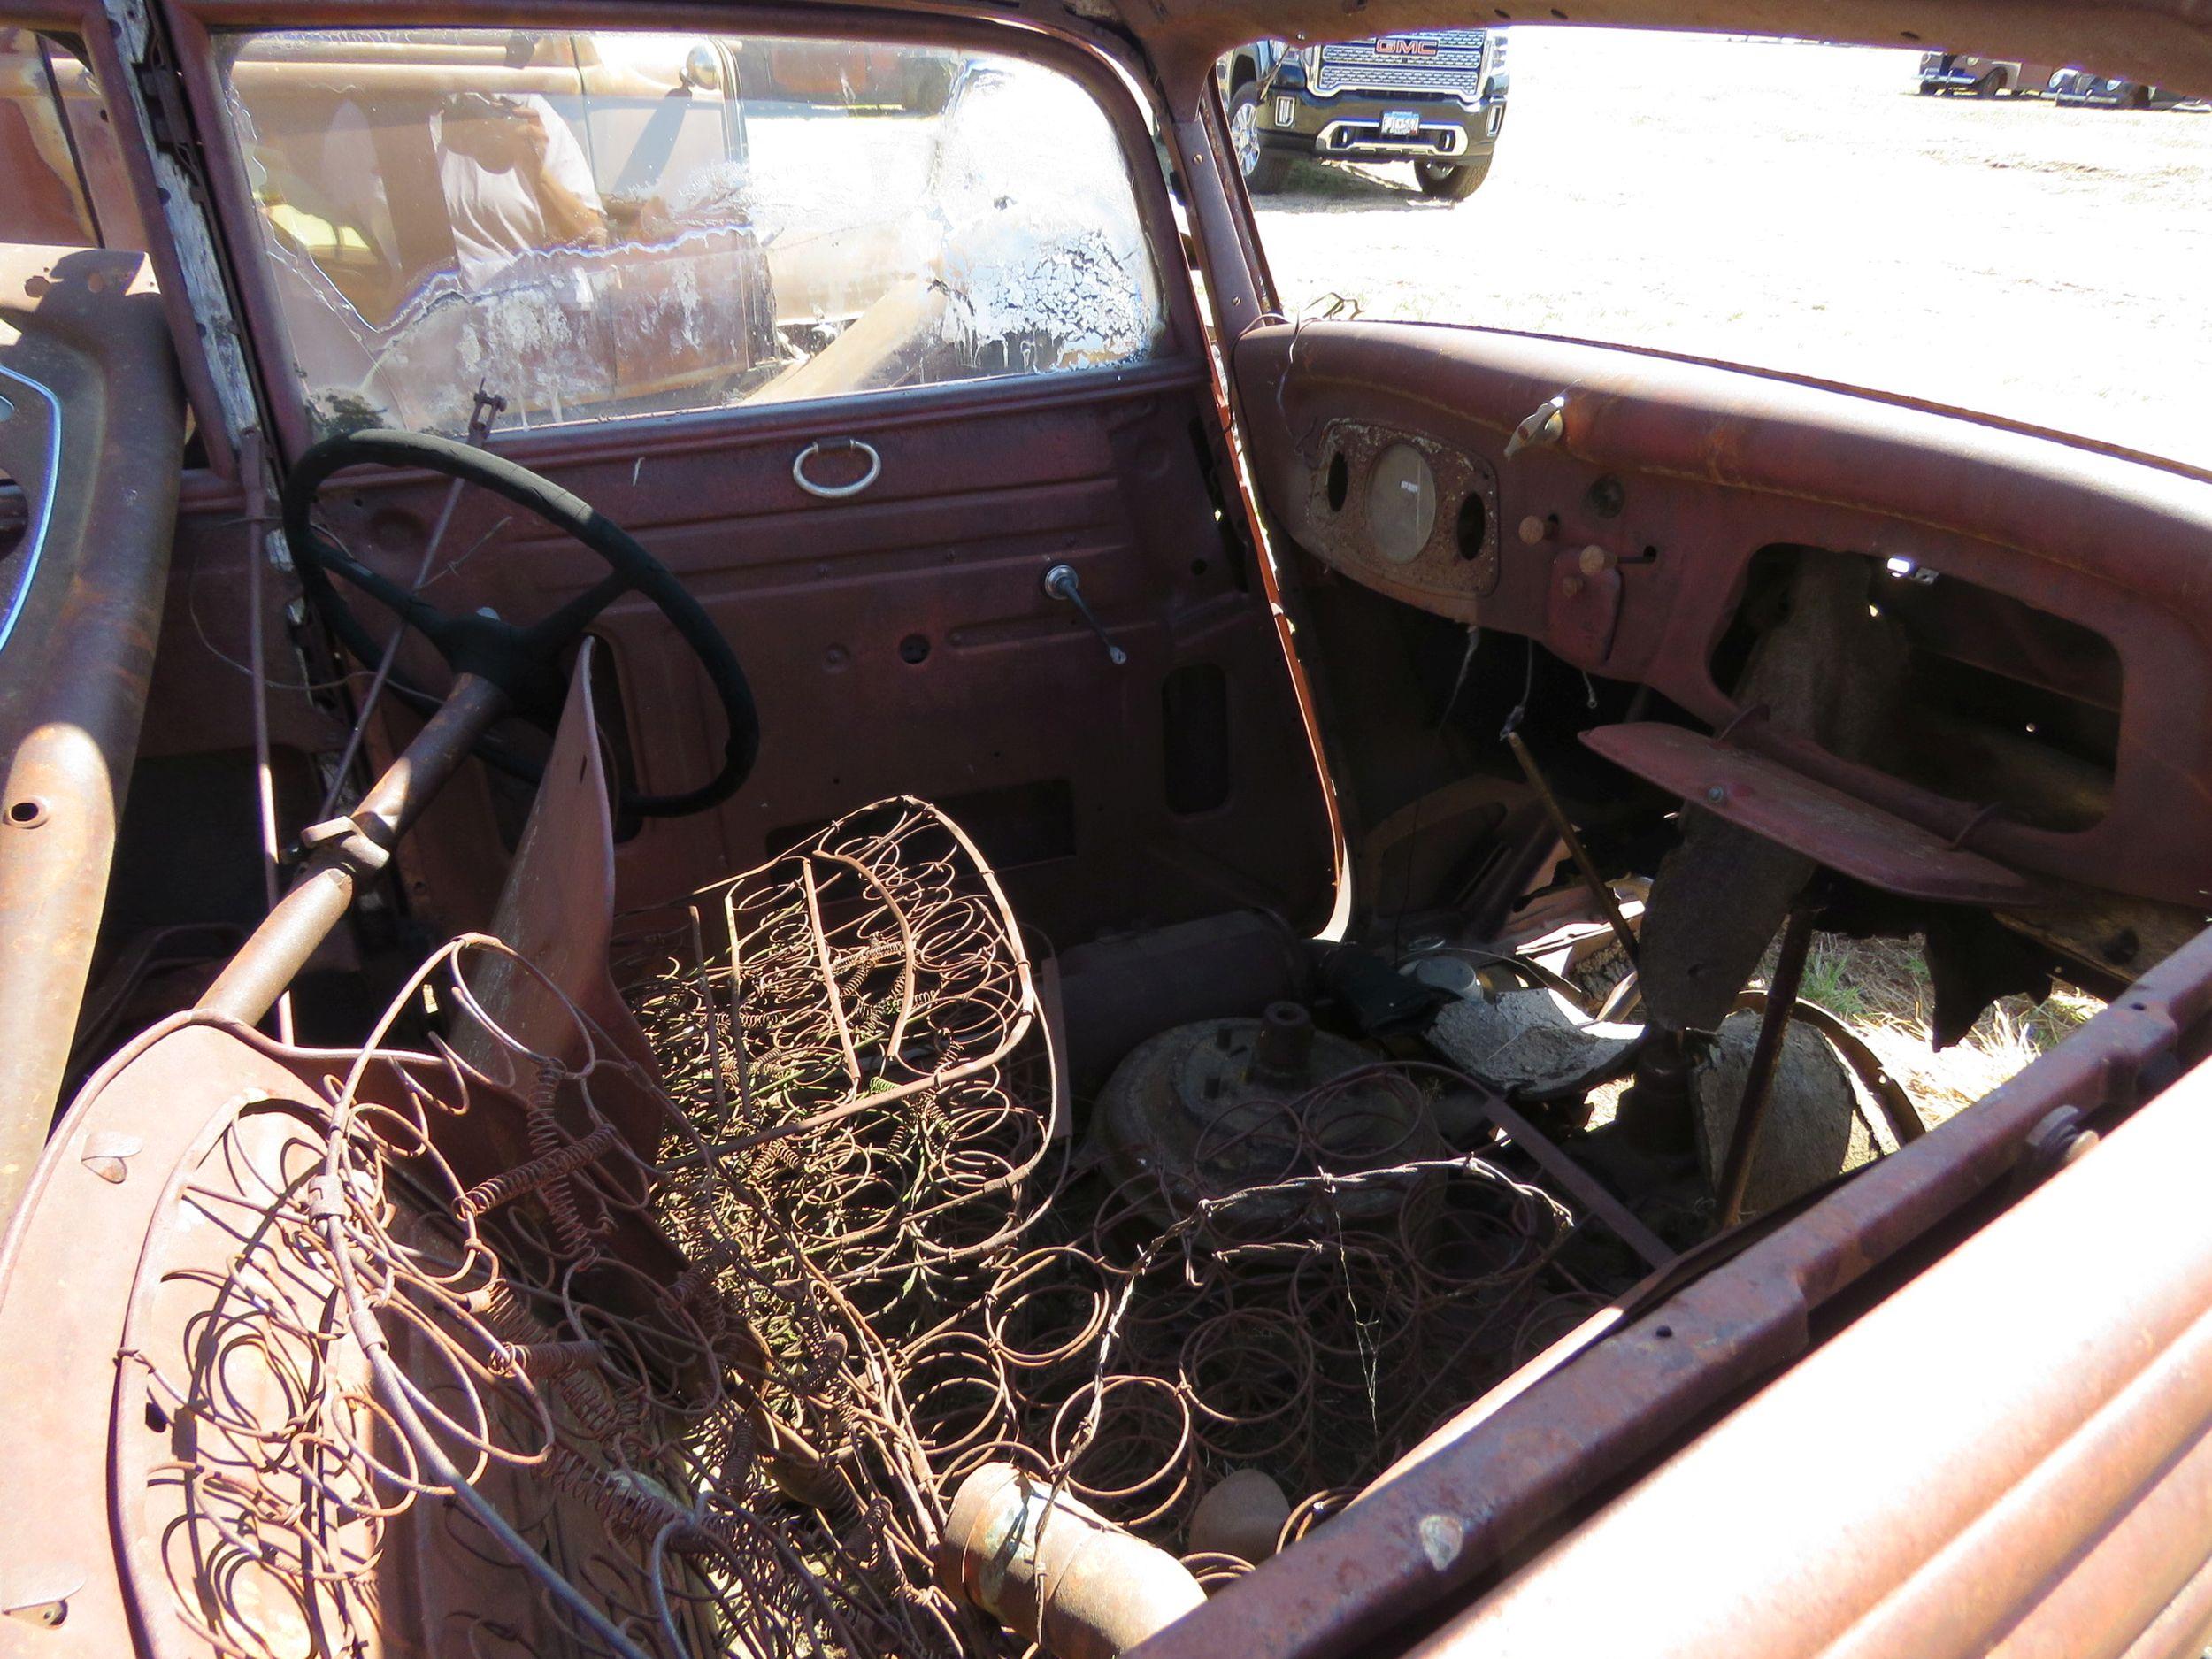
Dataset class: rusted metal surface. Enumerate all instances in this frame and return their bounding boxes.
[137,2,1338,951]
[1405,1045,2212,1659]
[0,1018,357,1655]
[1716,902,1816,1226]
[16,1,2212,1655]
[1503,729,1639,964]
[1127,922,2212,1659]
[4,796,1621,1659]
[1541,547,1622,664]
[299,367,1338,952]
[196,670,511,1024]
[0,245,182,1224]
[940,1463,1208,1659]
[1238,320,2212,911]
[452,635,668,1150]
[1585,722,2045,907]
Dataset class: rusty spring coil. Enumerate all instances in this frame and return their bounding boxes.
[136,798,1604,1659]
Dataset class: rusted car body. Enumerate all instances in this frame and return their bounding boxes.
[3,0,2212,1655]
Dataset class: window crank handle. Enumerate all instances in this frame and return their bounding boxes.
[1041,563,1127,666]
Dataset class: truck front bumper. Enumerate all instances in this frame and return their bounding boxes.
[1256,88,1506,165]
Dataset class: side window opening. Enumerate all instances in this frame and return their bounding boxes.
[219,28,1170,439]
[1,27,102,250]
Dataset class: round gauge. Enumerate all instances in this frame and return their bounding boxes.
[1365,442,1437,565]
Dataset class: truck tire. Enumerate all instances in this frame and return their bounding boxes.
[1973,68,2002,97]
[1229,82,1291,193]
[1415,153,1492,202]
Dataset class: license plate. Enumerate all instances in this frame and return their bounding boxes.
[1380,110,1420,137]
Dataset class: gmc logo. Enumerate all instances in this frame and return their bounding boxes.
[1372,37,1439,56]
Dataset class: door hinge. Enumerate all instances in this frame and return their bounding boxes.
[133,59,194,157]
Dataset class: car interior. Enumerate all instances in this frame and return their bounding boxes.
[4,3,2212,1657]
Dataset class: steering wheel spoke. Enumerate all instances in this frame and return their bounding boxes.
[522,570,632,657]
[282,428,759,818]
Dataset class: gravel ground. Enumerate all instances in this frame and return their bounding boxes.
[1253,29,2212,472]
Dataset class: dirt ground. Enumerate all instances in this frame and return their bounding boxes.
[1252,29,2212,473]
[1254,29,2191,1106]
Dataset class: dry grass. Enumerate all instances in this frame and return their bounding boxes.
[1581,933,2106,1135]
[1759,934,2105,1126]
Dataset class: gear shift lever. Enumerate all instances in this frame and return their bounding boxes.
[1041,563,1127,666]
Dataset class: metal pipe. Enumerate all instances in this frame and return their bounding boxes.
[312,388,501,825]
[1503,729,1640,966]
[240,429,296,1045]
[1717,902,1816,1226]
[197,673,511,1025]
[939,1463,1206,1659]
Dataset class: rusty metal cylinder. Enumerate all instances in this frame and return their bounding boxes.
[938,1463,1206,1659]
[1251,1000,1316,1085]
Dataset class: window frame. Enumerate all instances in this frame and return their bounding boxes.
[164,0,1209,466]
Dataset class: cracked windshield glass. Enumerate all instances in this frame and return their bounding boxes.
[221,30,1166,437]
[1225,27,2212,470]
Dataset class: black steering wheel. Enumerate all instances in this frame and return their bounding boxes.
[283,427,759,818]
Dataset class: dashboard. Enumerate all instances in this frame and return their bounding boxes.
[1234,320,2212,918]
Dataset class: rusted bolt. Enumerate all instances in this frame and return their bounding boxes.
[2020,1106,2099,1191]
[1517,514,1553,545]
[5,797,49,828]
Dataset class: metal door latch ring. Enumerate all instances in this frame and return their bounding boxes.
[793,438,881,500]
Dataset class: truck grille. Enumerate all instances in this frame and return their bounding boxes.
[1315,30,1487,98]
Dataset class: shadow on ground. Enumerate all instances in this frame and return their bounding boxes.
[1251,157,1448,210]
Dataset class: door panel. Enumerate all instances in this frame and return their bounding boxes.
[306,364,1337,948]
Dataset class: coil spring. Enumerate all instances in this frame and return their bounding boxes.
[544,1443,713,1552]
[488,1339,602,1381]
[534,1074,601,1257]
[455,1120,619,1225]
[710,1408,757,1494]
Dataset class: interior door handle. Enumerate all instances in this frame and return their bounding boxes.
[792,437,881,500]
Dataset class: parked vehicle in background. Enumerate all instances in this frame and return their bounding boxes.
[1916,51,2057,95]
[2051,69,2188,107]
[1217,29,1509,201]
